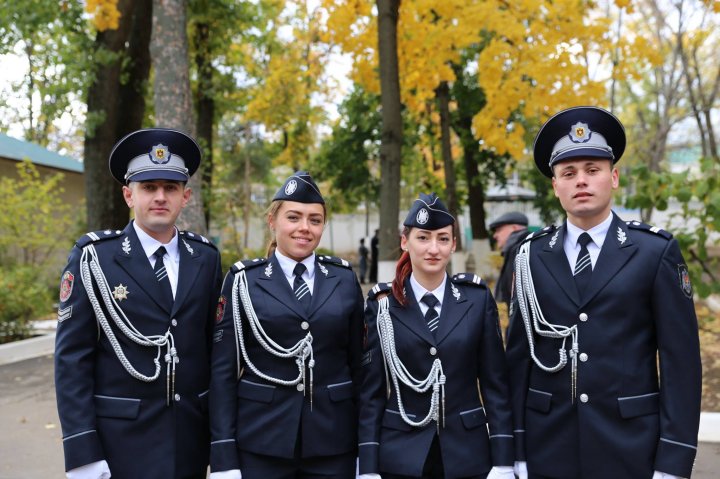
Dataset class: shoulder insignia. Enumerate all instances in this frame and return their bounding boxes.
[76,229,124,248]
[230,257,267,274]
[368,282,392,300]
[179,230,218,249]
[519,225,557,245]
[625,221,673,239]
[317,255,352,269]
[451,273,486,288]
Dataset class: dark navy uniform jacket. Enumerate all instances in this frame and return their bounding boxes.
[209,253,365,471]
[54,221,222,479]
[358,275,514,478]
[506,213,702,478]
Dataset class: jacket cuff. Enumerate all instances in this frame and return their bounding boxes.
[358,442,379,474]
[654,437,697,478]
[210,439,240,472]
[62,429,105,471]
[490,434,515,466]
[513,429,526,461]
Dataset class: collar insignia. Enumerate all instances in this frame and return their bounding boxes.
[264,262,273,278]
[617,227,627,245]
[318,263,328,277]
[549,229,560,248]
[113,284,129,301]
[451,283,460,301]
[122,237,131,255]
[183,239,194,254]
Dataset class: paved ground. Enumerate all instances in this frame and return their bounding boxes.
[0,354,718,478]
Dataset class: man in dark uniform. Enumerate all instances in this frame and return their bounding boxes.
[489,211,529,306]
[506,107,701,479]
[54,128,222,479]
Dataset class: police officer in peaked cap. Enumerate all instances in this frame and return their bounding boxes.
[358,192,514,479]
[208,171,365,478]
[55,128,222,479]
[489,211,530,309]
[506,107,701,479]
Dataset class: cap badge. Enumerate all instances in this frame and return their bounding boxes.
[569,122,591,143]
[285,179,298,196]
[416,208,429,225]
[149,144,171,164]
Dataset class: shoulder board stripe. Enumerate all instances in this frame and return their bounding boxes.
[87,232,100,241]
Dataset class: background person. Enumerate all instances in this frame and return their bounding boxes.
[359,237,369,284]
[488,212,529,308]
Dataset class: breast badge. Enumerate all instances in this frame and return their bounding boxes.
[112,284,130,301]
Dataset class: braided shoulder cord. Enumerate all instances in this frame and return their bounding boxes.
[232,270,315,402]
[375,297,446,429]
[80,245,178,405]
[514,241,579,400]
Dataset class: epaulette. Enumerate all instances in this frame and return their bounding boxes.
[230,257,267,274]
[625,220,673,240]
[76,229,124,248]
[519,225,557,245]
[179,230,218,249]
[451,273,486,288]
[368,282,392,300]
[317,255,352,269]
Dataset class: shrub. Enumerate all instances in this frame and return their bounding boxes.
[0,266,54,343]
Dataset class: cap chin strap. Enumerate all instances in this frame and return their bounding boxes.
[231,270,315,408]
[514,241,579,402]
[375,296,446,430]
[80,245,178,405]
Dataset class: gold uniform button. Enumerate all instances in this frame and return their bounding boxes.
[297,383,305,392]
[301,321,309,330]
[429,347,437,356]
[579,313,588,322]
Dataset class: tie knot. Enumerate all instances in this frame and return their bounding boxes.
[154,246,167,259]
[293,262,307,277]
[578,232,593,248]
[421,293,439,309]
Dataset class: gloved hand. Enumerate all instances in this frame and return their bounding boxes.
[66,460,111,479]
[357,474,382,479]
[513,461,528,479]
[486,465,515,478]
[209,470,242,479]
[651,471,682,479]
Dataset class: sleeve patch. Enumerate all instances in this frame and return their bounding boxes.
[678,264,693,298]
[59,271,75,303]
[58,305,72,323]
[213,329,224,343]
[216,296,227,323]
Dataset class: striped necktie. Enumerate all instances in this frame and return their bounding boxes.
[293,262,311,309]
[153,246,173,304]
[573,232,593,297]
[421,293,440,334]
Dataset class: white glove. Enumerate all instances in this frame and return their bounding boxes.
[486,465,515,478]
[66,460,111,479]
[357,475,382,479]
[209,470,242,479]
[651,472,682,479]
[513,461,528,479]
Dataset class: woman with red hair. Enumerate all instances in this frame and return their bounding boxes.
[357,193,514,479]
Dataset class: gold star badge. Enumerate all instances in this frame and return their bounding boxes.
[113,284,129,301]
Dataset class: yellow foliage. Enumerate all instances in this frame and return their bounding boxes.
[86,0,121,31]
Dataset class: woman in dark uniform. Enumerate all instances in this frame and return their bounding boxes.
[357,193,514,479]
[209,171,365,479]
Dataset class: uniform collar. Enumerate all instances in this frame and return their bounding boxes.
[274,248,316,280]
[409,272,446,306]
[132,221,180,262]
[566,211,613,249]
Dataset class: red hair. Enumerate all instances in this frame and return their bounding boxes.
[391,227,412,305]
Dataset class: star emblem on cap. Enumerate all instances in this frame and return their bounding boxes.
[149,144,171,164]
[569,122,591,143]
[112,284,130,301]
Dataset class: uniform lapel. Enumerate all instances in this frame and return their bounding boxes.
[256,255,303,318]
[435,278,471,345]
[114,222,172,314]
[171,236,203,317]
[307,260,340,319]
[537,224,582,306]
[580,213,637,307]
[390,278,436,345]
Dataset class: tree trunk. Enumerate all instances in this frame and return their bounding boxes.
[194,19,215,229]
[376,0,403,262]
[84,0,141,231]
[435,81,460,248]
[151,0,206,234]
[454,114,488,240]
